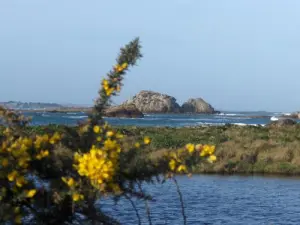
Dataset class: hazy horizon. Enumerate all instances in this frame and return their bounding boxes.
[1,0,300,112]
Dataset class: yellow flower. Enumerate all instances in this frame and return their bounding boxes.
[116,85,121,92]
[114,64,127,72]
[16,176,27,187]
[143,136,151,145]
[36,150,49,160]
[72,193,84,202]
[50,132,61,144]
[106,131,114,137]
[105,88,114,96]
[208,155,217,163]
[74,152,81,161]
[97,136,102,142]
[26,189,37,198]
[102,79,109,89]
[67,178,75,187]
[121,62,128,69]
[18,157,29,168]
[104,139,117,149]
[202,145,215,155]
[7,170,18,182]
[135,142,140,148]
[41,150,49,157]
[49,138,55,145]
[185,143,195,154]
[93,125,101,134]
[177,164,187,173]
[169,159,176,171]
[62,177,75,187]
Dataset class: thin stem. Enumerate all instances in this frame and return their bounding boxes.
[173,177,187,225]
[137,182,152,225]
[125,194,141,225]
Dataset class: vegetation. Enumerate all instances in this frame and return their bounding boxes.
[0,38,216,225]
[114,124,300,175]
[9,124,300,176]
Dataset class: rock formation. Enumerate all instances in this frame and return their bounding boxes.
[268,118,296,127]
[123,91,181,113]
[181,98,215,114]
[281,112,300,119]
[104,104,144,118]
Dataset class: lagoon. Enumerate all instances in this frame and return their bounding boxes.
[101,175,300,225]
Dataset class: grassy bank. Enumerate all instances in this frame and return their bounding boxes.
[111,125,300,175]
[4,124,300,175]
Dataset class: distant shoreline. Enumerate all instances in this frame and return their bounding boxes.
[18,107,92,113]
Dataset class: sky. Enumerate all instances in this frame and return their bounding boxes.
[1,0,300,112]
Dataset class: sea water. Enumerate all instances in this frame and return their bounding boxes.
[23,111,300,127]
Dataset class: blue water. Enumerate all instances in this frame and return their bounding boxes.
[100,175,300,225]
[23,111,300,127]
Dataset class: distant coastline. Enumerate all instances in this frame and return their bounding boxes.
[0,101,92,113]
[20,107,92,113]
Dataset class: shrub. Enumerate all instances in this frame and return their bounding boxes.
[0,38,216,225]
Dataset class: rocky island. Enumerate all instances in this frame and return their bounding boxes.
[181,98,216,114]
[123,90,181,113]
[122,90,218,115]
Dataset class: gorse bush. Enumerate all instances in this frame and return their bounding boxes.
[0,38,216,225]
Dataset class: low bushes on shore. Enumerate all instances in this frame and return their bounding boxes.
[6,124,300,176]
[119,124,300,175]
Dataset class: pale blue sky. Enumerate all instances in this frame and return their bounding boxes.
[1,0,300,112]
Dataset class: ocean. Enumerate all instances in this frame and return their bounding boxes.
[23,111,300,127]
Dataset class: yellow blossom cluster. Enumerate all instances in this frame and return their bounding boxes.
[134,136,151,149]
[114,62,128,73]
[167,143,217,174]
[102,63,128,96]
[72,125,124,193]
[0,131,61,191]
[0,123,61,223]
[61,177,84,202]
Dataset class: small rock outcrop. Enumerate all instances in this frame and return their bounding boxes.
[104,104,144,118]
[123,91,181,113]
[181,98,215,114]
[268,118,296,127]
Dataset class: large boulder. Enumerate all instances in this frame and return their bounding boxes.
[181,98,215,114]
[123,90,181,113]
[104,104,144,118]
